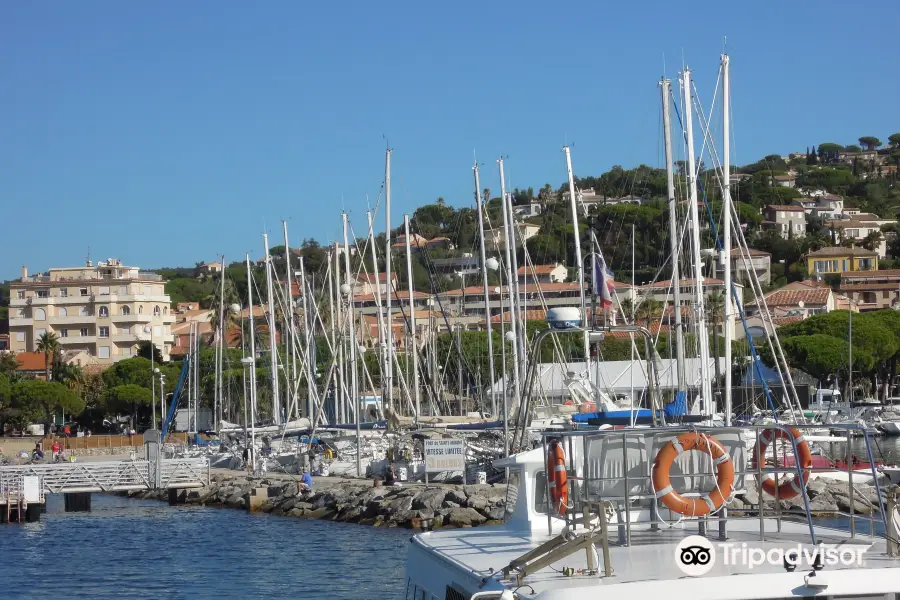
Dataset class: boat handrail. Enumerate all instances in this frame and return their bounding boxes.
[537,423,888,550]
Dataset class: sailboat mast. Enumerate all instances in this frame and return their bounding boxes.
[262,233,282,425]
[473,163,498,423]
[722,54,734,426]
[384,149,394,416]
[283,221,297,422]
[333,245,345,423]
[367,210,388,412]
[564,146,589,365]
[342,212,362,476]
[660,78,687,396]
[681,68,713,417]
[299,256,314,424]
[498,158,521,414]
[403,215,421,423]
[504,189,527,391]
[245,254,258,452]
[216,254,226,431]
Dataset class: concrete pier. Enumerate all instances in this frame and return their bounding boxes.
[64,492,92,512]
[25,503,42,522]
[168,489,186,506]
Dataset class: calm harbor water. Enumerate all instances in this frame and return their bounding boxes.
[0,494,410,600]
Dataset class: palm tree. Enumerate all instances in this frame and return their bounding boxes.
[36,331,60,382]
[206,276,242,343]
[635,299,663,329]
[860,230,884,252]
[618,298,634,324]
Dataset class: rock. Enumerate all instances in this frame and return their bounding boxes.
[432,514,444,528]
[280,498,297,512]
[808,495,840,514]
[441,500,460,509]
[445,489,467,505]
[383,495,414,515]
[485,505,506,521]
[412,488,447,512]
[466,495,488,511]
[807,478,829,496]
[447,507,487,527]
[289,507,306,517]
[833,492,873,515]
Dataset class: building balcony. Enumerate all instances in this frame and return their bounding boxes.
[110,314,153,323]
[49,315,97,325]
[59,335,97,345]
[8,317,33,327]
[112,333,140,342]
[52,295,95,305]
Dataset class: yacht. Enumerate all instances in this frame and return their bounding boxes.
[404,424,900,599]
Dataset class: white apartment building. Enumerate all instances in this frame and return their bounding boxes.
[8,259,175,364]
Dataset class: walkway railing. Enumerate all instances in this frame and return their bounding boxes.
[0,458,208,494]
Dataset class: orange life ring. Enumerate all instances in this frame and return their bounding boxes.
[751,427,812,499]
[546,440,568,516]
[652,432,735,517]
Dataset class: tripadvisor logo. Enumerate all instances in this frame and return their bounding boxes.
[674,536,866,576]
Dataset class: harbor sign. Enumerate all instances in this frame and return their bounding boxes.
[424,439,465,473]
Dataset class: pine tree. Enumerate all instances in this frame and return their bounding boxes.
[807,146,818,165]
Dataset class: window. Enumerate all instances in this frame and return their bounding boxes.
[121,306,131,316]
[37,289,49,298]
[98,346,110,359]
[60,329,68,338]
[99,327,109,338]
[34,308,46,320]
[79,288,88,297]
[17,290,25,299]
[163,306,168,315]
[118,326,131,335]
[58,307,68,317]
[153,305,160,316]
[80,307,90,316]
[138,305,143,314]
[15,332,24,342]
[80,328,88,337]
[98,306,109,318]
[60,288,68,298]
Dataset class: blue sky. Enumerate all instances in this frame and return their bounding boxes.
[2,1,897,279]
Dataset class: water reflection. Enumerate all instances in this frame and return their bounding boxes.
[0,494,409,600]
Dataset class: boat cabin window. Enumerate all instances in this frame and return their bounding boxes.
[533,470,549,514]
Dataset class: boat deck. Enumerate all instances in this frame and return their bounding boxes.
[411,518,900,599]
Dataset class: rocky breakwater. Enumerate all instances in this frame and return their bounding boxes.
[731,477,899,517]
[128,473,509,529]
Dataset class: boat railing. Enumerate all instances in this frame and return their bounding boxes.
[540,423,890,550]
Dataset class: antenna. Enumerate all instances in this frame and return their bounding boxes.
[86,246,92,267]
[383,133,390,150]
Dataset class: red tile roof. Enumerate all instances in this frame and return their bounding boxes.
[517,264,562,275]
[16,352,47,372]
[749,287,831,308]
[642,278,724,289]
[766,205,806,212]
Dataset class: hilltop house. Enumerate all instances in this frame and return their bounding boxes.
[824,214,890,258]
[714,247,771,285]
[763,205,806,238]
[517,264,568,285]
[839,269,900,311]
[806,246,878,275]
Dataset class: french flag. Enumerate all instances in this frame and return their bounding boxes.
[593,257,615,309]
